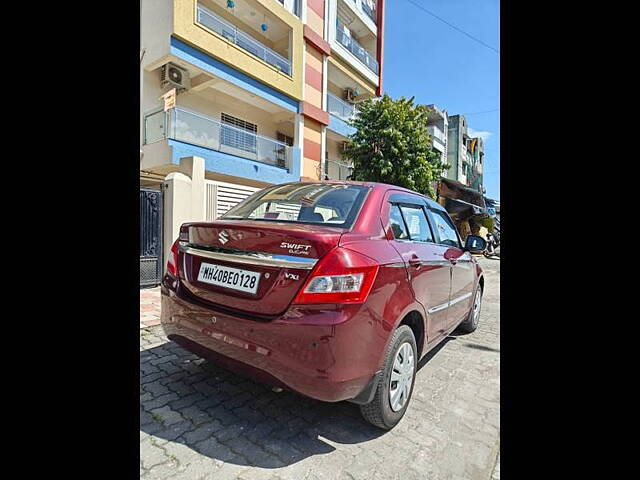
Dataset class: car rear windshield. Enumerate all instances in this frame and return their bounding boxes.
[221,183,370,228]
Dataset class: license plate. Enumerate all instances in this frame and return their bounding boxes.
[197,262,261,294]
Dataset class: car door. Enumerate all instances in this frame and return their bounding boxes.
[384,193,451,343]
[427,208,476,329]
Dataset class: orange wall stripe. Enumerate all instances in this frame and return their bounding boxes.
[304,138,322,162]
[301,101,329,126]
[304,26,331,57]
[308,0,325,18]
[305,64,323,91]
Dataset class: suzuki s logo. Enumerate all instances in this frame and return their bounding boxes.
[280,242,312,255]
[218,230,229,245]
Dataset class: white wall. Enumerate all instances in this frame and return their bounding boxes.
[141,0,173,71]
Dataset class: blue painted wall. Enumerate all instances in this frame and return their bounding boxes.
[170,37,299,113]
[169,140,301,184]
[327,114,356,138]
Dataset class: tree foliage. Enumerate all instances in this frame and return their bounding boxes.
[343,94,449,198]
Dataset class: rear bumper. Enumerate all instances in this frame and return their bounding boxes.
[160,278,383,403]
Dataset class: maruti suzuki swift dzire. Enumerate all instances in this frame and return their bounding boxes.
[161,181,486,429]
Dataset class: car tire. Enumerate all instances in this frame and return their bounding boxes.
[360,325,417,430]
[457,286,482,333]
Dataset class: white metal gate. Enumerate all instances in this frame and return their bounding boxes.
[204,180,262,221]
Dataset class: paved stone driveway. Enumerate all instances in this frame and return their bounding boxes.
[140,256,500,480]
[141,287,161,329]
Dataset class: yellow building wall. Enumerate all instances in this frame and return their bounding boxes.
[173,0,304,101]
[328,55,377,97]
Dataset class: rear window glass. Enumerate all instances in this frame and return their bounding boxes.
[221,183,370,228]
[389,204,410,240]
[399,205,434,243]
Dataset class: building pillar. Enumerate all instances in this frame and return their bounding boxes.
[163,172,191,265]
[179,156,205,220]
[163,156,206,263]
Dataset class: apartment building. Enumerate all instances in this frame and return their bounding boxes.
[139,0,385,286]
[446,114,485,194]
[426,104,448,167]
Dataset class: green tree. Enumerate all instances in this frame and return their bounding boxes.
[343,94,449,198]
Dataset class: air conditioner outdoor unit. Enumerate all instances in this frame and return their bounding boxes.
[344,88,357,102]
[161,63,190,90]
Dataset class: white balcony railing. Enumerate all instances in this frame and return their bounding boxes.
[327,92,356,122]
[427,126,446,145]
[144,107,293,169]
[197,4,292,76]
[325,159,354,181]
[361,0,377,23]
[277,0,301,17]
[336,20,379,75]
[345,0,378,25]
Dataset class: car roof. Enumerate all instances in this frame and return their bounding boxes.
[291,180,446,212]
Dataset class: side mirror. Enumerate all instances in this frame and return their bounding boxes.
[464,235,487,253]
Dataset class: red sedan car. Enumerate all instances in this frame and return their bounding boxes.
[161,181,486,429]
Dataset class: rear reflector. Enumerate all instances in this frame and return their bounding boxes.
[166,239,180,277]
[292,248,379,304]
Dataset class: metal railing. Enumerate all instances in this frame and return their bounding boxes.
[327,92,356,121]
[361,0,377,23]
[335,20,379,75]
[277,0,301,17]
[197,4,292,76]
[325,159,354,181]
[144,107,292,169]
[427,126,447,145]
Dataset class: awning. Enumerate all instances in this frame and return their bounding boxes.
[444,197,486,216]
[437,178,487,217]
[438,178,486,208]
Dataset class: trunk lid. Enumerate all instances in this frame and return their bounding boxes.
[178,220,344,316]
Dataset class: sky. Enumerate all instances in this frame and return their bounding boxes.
[382,0,500,200]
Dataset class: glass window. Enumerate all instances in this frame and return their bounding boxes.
[429,209,461,247]
[389,204,409,240]
[221,183,369,228]
[399,205,434,243]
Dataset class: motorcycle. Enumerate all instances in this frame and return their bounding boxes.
[484,218,500,258]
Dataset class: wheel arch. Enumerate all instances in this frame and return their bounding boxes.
[399,310,426,358]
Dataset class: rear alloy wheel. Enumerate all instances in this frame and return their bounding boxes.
[360,325,417,430]
[458,287,482,333]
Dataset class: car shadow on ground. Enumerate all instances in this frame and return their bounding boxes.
[140,342,386,468]
[417,335,455,371]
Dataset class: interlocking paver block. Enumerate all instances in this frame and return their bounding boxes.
[140,257,500,479]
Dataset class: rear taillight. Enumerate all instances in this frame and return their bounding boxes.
[166,239,180,277]
[293,248,379,305]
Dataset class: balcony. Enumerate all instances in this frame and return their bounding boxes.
[327,92,356,122]
[276,0,301,17]
[427,126,446,145]
[196,4,292,76]
[144,107,294,170]
[344,0,378,26]
[325,159,354,181]
[336,20,379,75]
[361,0,377,23]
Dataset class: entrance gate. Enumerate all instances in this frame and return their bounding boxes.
[140,187,163,287]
